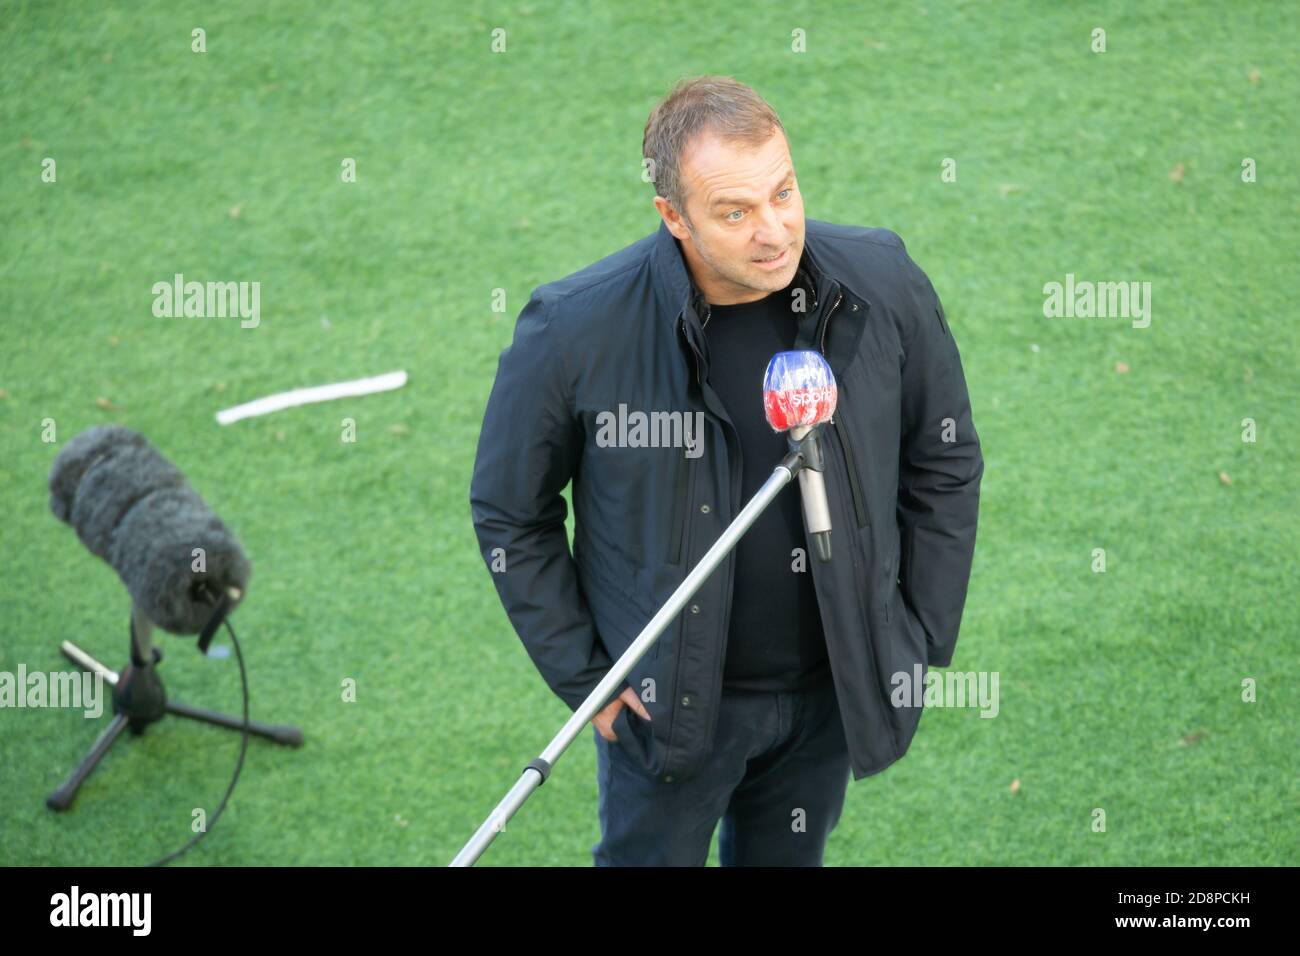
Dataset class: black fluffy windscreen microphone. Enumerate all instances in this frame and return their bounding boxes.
[48,424,251,635]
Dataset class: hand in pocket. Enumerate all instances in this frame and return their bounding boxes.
[592,685,652,742]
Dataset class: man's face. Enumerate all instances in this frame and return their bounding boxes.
[657,127,805,307]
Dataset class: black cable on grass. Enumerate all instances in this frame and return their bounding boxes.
[148,617,249,867]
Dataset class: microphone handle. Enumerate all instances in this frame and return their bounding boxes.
[790,425,833,562]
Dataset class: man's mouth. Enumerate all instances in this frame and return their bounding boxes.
[753,248,788,267]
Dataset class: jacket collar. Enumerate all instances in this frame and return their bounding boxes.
[651,217,836,333]
[650,218,842,382]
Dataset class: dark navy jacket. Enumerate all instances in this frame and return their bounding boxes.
[470,217,983,783]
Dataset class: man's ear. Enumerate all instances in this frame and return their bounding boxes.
[655,196,692,242]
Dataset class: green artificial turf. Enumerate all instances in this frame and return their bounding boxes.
[1,1,1295,866]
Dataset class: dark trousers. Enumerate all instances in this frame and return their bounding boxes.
[591,677,851,866]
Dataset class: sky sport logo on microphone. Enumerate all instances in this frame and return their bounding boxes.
[763,350,837,431]
[788,387,835,409]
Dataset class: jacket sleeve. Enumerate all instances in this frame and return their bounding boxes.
[469,291,623,714]
[891,238,984,668]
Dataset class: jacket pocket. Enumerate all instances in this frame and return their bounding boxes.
[577,558,660,662]
[610,705,654,771]
[832,409,870,529]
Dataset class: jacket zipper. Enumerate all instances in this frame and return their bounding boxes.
[672,309,706,566]
[819,291,841,354]
[817,289,869,529]
[680,311,708,387]
[669,454,693,565]
[819,290,868,565]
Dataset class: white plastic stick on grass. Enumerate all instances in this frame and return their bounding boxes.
[215,370,408,425]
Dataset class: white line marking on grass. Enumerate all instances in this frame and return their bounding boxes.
[215,370,408,425]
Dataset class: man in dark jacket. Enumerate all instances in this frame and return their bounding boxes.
[470,76,983,866]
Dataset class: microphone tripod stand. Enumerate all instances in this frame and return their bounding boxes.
[451,424,830,866]
[46,588,304,811]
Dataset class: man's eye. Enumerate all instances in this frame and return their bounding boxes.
[726,189,790,221]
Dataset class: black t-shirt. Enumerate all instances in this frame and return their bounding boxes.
[703,281,832,694]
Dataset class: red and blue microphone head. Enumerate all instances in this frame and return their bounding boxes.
[762,350,836,562]
[763,350,837,433]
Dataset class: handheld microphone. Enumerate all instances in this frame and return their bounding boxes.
[762,351,837,562]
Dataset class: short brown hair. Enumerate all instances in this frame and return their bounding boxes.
[642,75,785,228]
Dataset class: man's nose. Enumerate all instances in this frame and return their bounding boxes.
[752,203,789,248]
